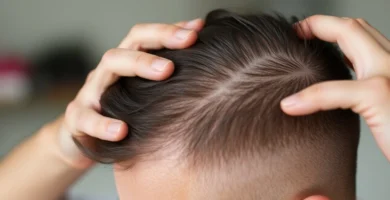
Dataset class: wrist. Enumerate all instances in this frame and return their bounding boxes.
[37,116,96,170]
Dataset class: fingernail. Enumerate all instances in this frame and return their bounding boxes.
[175,29,192,40]
[281,95,300,107]
[185,18,200,29]
[151,59,171,72]
[107,121,122,134]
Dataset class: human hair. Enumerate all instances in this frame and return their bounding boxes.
[75,9,360,200]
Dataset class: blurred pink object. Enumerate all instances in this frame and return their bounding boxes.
[0,54,31,104]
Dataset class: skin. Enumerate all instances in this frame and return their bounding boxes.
[0,18,204,200]
[0,14,388,200]
[281,16,390,161]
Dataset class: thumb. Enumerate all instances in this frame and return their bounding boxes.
[280,78,390,161]
[280,80,365,115]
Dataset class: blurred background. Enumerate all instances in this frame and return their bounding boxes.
[0,0,389,199]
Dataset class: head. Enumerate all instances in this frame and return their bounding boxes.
[76,10,360,200]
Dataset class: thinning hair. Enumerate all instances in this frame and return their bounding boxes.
[75,9,360,200]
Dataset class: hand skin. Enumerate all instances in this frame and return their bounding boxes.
[0,19,204,200]
[281,15,390,161]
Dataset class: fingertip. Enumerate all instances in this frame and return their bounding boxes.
[106,120,128,141]
[150,58,172,71]
[294,18,315,39]
[116,122,128,141]
[280,95,316,116]
[280,105,303,116]
[163,27,199,50]
[280,100,300,116]
[280,104,316,116]
[281,94,300,108]
[172,29,198,49]
[183,30,198,47]
[157,60,175,80]
[149,59,174,80]
[184,18,205,31]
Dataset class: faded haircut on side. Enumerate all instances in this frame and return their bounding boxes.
[75,9,360,200]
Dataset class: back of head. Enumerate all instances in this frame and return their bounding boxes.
[76,10,360,200]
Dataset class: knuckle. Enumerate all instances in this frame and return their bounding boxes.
[129,42,141,50]
[297,83,326,102]
[64,101,81,131]
[101,48,119,63]
[128,23,145,35]
[126,24,147,49]
[97,118,108,135]
[345,18,362,31]
[159,24,179,35]
[65,101,77,119]
[86,70,95,82]
[134,52,147,65]
[307,15,325,23]
[75,88,89,104]
[356,18,368,26]
[77,108,95,129]
[308,83,326,97]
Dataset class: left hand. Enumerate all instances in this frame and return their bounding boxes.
[54,19,204,169]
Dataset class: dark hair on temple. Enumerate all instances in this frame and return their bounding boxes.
[74,9,360,199]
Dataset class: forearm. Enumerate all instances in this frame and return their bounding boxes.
[0,118,91,200]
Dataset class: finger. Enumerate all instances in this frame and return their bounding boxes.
[82,49,173,100]
[118,23,198,50]
[281,78,390,161]
[280,80,365,115]
[85,69,96,83]
[356,18,390,52]
[296,15,388,79]
[174,21,187,27]
[65,102,128,141]
[281,77,390,116]
[98,48,173,80]
[175,18,205,32]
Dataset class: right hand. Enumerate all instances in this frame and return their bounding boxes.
[281,15,390,160]
[58,19,204,169]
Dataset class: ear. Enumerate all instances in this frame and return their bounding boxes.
[303,195,330,200]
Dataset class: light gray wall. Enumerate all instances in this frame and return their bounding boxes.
[1,0,389,199]
[0,0,259,58]
[333,2,390,200]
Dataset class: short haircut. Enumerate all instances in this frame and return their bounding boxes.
[75,9,360,200]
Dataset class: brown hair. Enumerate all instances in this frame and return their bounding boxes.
[75,9,360,199]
